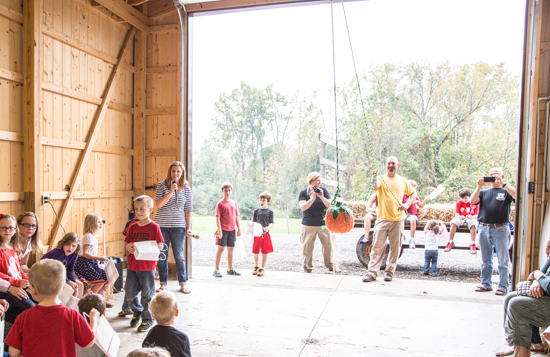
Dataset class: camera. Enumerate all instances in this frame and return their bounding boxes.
[312,186,321,194]
[483,176,496,182]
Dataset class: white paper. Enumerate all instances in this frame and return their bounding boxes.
[95,315,121,357]
[233,239,247,261]
[104,258,119,287]
[58,284,74,306]
[133,240,160,261]
[427,185,445,200]
[247,222,263,236]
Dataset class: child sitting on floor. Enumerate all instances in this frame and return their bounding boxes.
[5,259,99,357]
[76,294,108,357]
[423,220,447,277]
[42,232,84,298]
[142,290,191,357]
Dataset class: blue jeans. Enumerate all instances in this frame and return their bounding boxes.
[158,227,187,285]
[121,295,141,312]
[423,250,438,275]
[124,269,155,322]
[479,224,511,291]
[0,291,34,324]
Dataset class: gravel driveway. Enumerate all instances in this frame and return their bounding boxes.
[190,228,498,284]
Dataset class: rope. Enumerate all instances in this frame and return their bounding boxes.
[339,0,402,209]
[330,0,340,198]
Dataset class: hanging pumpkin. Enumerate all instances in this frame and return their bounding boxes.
[325,200,354,234]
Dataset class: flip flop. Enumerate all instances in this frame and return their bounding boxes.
[495,350,514,357]
[495,288,508,296]
[180,286,191,294]
[475,286,493,292]
[155,285,167,293]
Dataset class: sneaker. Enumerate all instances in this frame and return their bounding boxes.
[384,273,393,282]
[444,241,455,252]
[469,243,476,255]
[257,268,265,277]
[362,274,376,283]
[252,267,259,275]
[137,320,154,333]
[304,268,312,273]
[130,312,141,327]
[227,269,241,276]
[213,269,222,278]
[118,310,133,317]
[409,238,416,249]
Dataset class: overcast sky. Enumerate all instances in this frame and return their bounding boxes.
[189,0,527,149]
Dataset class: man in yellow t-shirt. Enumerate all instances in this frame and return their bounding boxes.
[363,156,417,283]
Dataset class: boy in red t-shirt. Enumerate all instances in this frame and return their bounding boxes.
[124,195,165,333]
[5,259,99,357]
[214,182,242,278]
[444,187,478,254]
[403,180,429,249]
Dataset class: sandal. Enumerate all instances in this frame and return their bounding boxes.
[155,285,167,293]
[530,343,545,352]
[180,285,191,294]
[495,350,514,357]
[475,286,493,292]
[495,288,508,296]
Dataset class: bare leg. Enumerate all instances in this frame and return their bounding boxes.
[261,254,268,268]
[514,346,529,357]
[215,246,225,270]
[227,247,234,270]
[254,253,259,266]
[470,226,476,243]
[91,283,105,294]
[410,219,416,238]
[449,223,458,242]
[75,280,84,298]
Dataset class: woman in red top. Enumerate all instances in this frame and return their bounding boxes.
[0,214,34,323]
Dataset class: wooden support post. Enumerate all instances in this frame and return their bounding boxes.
[133,30,146,197]
[23,0,42,214]
[48,28,137,249]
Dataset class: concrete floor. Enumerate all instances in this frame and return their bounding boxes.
[110,266,515,357]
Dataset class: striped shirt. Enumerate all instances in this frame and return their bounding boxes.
[154,180,193,228]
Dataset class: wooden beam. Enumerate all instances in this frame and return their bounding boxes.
[0,3,23,24]
[0,67,24,83]
[145,149,177,156]
[42,25,135,73]
[41,137,134,156]
[146,107,177,115]
[23,0,42,214]
[108,101,134,115]
[184,0,323,13]
[0,192,24,202]
[149,23,179,33]
[48,28,136,249]
[0,130,23,142]
[320,177,345,189]
[128,0,150,6]
[94,0,151,32]
[44,191,134,200]
[318,133,348,151]
[146,0,174,18]
[42,82,103,105]
[147,65,178,74]
[319,156,346,171]
[134,31,147,196]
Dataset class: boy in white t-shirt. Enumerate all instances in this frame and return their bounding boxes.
[423,220,447,276]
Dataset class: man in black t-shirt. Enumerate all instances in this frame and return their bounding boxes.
[298,172,336,273]
[471,167,516,295]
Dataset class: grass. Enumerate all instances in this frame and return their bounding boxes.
[192,215,302,235]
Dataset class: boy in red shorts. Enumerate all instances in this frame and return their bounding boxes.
[252,192,274,277]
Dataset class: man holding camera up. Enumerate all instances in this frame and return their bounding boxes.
[298,172,336,273]
[471,167,516,295]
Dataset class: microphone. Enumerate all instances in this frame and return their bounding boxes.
[172,180,176,184]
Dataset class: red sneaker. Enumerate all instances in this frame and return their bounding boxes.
[444,241,455,252]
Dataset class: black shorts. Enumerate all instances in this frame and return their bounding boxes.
[218,230,236,247]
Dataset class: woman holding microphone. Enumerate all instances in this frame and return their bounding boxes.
[155,161,193,294]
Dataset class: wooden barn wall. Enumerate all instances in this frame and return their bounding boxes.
[146,12,183,265]
[40,0,135,257]
[0,0,25,219]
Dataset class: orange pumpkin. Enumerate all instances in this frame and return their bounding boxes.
[325,201,354,234]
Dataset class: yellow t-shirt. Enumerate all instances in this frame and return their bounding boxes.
[375,174,415,221]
